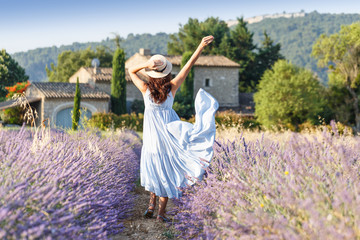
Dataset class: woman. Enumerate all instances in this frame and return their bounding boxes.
[129,35,218,222]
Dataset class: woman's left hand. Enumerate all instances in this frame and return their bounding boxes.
[147,59,164,70]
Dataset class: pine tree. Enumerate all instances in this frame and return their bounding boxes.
[229,18,257,92]
[251,31,284,89]
[111,48,126,114]
[72,78,81,130]
[256,31,283,72]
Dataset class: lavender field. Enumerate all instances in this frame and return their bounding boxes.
[0,127,141,239]
[2,123,360,240]
[171,123,360,239]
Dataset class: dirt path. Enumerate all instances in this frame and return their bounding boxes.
[113,185,177,240]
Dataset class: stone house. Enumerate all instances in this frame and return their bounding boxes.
[25,82,109,128]
[69,66,146,110]
[125,49,240,108]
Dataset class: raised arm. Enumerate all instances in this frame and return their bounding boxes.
[170,35,214,96]
[129,59,162,94]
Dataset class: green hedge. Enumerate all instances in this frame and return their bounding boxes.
[86,112,144,131]
[87,110,261,132]
[184,110,260,131]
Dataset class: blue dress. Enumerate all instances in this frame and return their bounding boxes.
[140,88,219,199]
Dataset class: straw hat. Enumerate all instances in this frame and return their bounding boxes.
[145,54,172,78]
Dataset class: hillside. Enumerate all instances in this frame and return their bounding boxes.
[247,11,360,83]
[11,11,360,83]
[12,33,170,82]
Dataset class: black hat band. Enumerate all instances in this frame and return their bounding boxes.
[155,63,167,73]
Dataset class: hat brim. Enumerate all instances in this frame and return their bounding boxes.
[145,60,172,78]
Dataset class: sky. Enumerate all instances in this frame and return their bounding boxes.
[1,0,360,53]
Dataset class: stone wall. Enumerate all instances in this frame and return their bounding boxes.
[127,82,143,101]
[193,67,239,107]
[69,69,94,86]
[95,82,111,95]
[166,65,239,107]
[93,82,143,102]
[42,98,109,127]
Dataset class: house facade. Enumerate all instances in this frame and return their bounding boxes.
[25,82,109,128]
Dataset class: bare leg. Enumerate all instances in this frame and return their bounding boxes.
[157,196,168,217]
[149,192,156,210]
[144,191,157,218]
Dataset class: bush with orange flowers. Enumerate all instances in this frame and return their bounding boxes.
[5,81,30,99]
[0,81,30,125]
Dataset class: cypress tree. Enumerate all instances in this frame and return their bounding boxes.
[180,51,194,99]
[111,48,126,114]
[72,78,81,130]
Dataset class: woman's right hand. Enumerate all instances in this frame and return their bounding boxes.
[200,35,214,48]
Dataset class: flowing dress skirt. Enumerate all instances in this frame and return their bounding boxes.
[140,88,218,199]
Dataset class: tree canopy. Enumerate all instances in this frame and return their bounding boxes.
[312,22,360,130]
[169,17,283,92]
[254,60,325,130]
[0,49,28,101]
[168,17,227,55]
[45,46,113,82]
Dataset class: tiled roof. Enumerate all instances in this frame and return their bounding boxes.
[32,82,110,99]
[126,53,240,68]
[84,67,113,82]
[83,67,148,82]
[0,97,41,111]
[166,55,240,67]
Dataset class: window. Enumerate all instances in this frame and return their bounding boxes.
[205,78,210,87]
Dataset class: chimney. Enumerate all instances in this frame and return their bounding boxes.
[139,48,151,56]
[93,66,100,74]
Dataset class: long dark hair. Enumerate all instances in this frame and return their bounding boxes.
[146,73,172,104]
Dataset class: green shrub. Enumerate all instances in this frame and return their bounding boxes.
[130,99,145,114]
[86,112,115,130]
[173,101,193,119]
[254,60,326,130]
[0,107,24,125]
[299,119,353,136]
[87,110,262,132]
[215,110,261,131]
[173,92,194,119]
[86,112,144,131]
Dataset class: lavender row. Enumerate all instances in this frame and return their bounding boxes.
[171,122,360,239]
[0,127,141,239]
